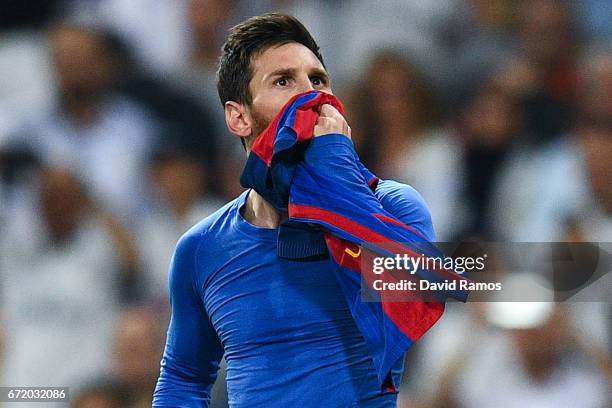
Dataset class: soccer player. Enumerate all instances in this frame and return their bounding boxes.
[152,13,435,407]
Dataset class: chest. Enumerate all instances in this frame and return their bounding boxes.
[202,247,356,348]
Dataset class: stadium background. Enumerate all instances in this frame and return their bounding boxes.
[0,0,610,406]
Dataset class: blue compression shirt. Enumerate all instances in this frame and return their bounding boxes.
[153,139,435,408]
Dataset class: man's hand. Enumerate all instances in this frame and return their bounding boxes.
[314,104,351,139]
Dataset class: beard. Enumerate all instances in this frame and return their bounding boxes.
[248,107,274,147]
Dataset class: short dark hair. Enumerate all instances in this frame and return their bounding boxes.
[216,13,325,107]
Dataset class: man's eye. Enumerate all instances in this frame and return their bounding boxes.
[275,78,289,87]
[311,77,323,86]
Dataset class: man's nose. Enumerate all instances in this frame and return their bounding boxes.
[297,76,315,93]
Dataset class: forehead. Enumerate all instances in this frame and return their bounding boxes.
[250,42,325,79]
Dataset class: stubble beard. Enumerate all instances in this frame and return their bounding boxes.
[247,107,273,150]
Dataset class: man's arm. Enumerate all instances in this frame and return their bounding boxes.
[313,104,435,242]
[153,232,224,407]
[374,179,436,242]
[305,128,436,244]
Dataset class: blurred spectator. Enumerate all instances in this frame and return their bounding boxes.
[65,1,226,180]
[170,0,231,108]
[110,307,166,408]
[335,0,460,86]
[0,167,123,388]
[164,0,234,165]
[397,302,489,408]
[347,51,468,240]
[110,309,229,408]
[2,22,159,221]
[457,75,525,237]
[95,0,191,77]
[444,0,515,98]
[162,0,247,198]
[187,0,230,72]
[137,146,223,301]
[351,53,525,239]
[431,303,610,408]
[496,0,580,143]
[65,0,241,179]
[492,50,612,241]
[112,57,222,195]
[72,380,129,408]
[348,51,438,175]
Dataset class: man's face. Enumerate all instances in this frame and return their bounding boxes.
[246,42,331,137]
[50,26,114,98]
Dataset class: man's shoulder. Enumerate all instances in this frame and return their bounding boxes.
[170,192,250,289]
[176,192,247,254]
[375,179,429,210]
[374,179,435,241]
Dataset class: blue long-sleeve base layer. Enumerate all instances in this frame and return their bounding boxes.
[153,136,435,407]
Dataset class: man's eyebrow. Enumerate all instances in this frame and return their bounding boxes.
[262,67,330,83]
[263,68,298,82]
[309,68,330,82]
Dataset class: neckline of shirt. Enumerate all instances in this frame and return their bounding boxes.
[233,189,278,242]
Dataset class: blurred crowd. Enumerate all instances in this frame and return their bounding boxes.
[0,0,610,407]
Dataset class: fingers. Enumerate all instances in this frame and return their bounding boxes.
[314,104,351,139]
[319,104,338,118]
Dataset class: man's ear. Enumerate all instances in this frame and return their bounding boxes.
[225,101,252,139]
